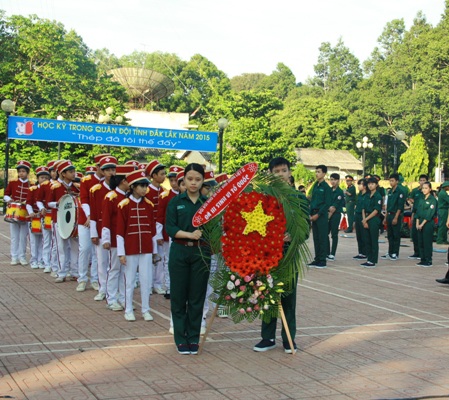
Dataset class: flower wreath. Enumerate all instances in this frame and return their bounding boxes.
[204,172,310,323]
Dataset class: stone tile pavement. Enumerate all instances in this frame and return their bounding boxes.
[1,220,449,399]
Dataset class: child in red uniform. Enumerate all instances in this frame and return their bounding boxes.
[117,169,157,322]
[101,165,135,311]
[4,160,31,265]
[26,166,50,269]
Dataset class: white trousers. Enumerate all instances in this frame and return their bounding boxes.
[94,243,109,294]
[54,223,79,278]
[153,245,165,290]
[106,247,125,305]
[124,253,152,314]
[29,228,43,265]
[78,225,97,283]
[10,222,28,261]
[50,224,59,272]
[42,227,52,268]
[163,240,171,291]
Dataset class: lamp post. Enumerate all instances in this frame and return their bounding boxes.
[56,115,64,158]
[217,118,228,173]
[2,99,15,214]
[356,136,373,176]
[393,130,406,173]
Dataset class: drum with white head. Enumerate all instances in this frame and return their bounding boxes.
[57,194,79,239]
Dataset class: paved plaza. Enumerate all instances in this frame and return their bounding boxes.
[1,220,449,400]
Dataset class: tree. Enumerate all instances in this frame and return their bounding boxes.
[230,73,267,92]
[398,134,429,181]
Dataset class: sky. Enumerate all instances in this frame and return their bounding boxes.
[0,0,446,83]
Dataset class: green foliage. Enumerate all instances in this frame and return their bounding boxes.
[292,163,315,185]
[398,134,429,181]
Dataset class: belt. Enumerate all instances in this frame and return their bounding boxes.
[173,239,207,247]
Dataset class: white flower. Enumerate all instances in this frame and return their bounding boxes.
[230,292,237,299]
[227,281,235,290]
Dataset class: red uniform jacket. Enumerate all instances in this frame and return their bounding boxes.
[101,188,126,248]
[157,189,178,241]
[37,180,52,211]
[116,196,156,256]
[80,174,103,218]
[26,185,40,214]
[4,179,30,203]
[90,181,111,238]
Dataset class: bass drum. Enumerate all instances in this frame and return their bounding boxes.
[57,194,79,239]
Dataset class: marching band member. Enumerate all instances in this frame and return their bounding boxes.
[156,165,184,299]
[26,166,50,269]
[102,165,135,311]
[47,160,80,282]
[36,160,58,274]
[4,160,31,266]
[117,169,157,322]
[144,159,166,295]
[90,156,117,301]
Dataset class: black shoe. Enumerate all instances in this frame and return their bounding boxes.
[436,278,449,284]
[253,339,276,352]
[314,262,327,269]
[307,261,318,267]
[283,341,297,354]
[189,343,199,355]
[408,254,420,260]
[177,344,191,355]
[344,229,353,233]
[416,262,432,268]
[361,262,376,268]
[164,292,171,299]
[380,254,389,259]
[353,254,367,260]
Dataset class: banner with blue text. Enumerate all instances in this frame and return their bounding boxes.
[8,116,218,152]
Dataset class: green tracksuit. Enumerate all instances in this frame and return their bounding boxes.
[416,195,437,264]
[409,187,424,255]
[355,191,367,256]
[344,184,356,232]
[328,186,345,256]
[386,185,406,256]
[166,192,211,347]
[310,180,332,264]
[363,190,382,264]
[437,189,449,244]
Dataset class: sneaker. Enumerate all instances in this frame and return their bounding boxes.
[177,344,190,355]
[416,262,432,267]
[344,229,353,233]
[19,258,28,266]
[10,259,19,266]
[107,302,124,311]
[142,311,154,321]
[50,271,58,278]
[124,312,136,321]
[436,278,449,284]
[91,281,99,291]
[55,276,66,283]
[408,254,420,260]
[253,339,276,352]
[37,263,45,269]
[94,292,106,301]
[30,263,39,269]
[76,281,87,292]
[388,254,398,261]
[353,254,367,260]
[307,261,318,268]
[361,262,376,268]
[326,255,335,261]
[380,253,389,259]
[283,341,297,354]
[43,266,51,273]
[314,263,327,269]
[153,287,165,295]
[169,327,174,335]
[189,343,199,355]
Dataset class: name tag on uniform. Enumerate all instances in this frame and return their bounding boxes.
[177,205,185,210]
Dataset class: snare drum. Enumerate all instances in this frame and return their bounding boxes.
[31,216,43,235]
[57,194,79,239]
[44,214,52,230]
[4,202,28,223]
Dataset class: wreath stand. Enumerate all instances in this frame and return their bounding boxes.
[198,301,296,356]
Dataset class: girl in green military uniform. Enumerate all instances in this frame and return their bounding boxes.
[361,177,382,268]
[165,163,211,355]
[416,182,437,267]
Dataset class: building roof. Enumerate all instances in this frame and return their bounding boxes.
[295,148,362,171]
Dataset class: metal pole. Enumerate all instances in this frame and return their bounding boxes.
[362,148,366,176]
[3,113,10,214]
[393,138,398,173]
[438,114,442,181]
[218,128,224,173]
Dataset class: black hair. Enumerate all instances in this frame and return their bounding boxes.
[419,174,429,180]
[110,174,127,190]
[357,178,367,187]
[268,157,291,172]
[17,167,30,173]
[151,165,165,177]
[422,181,432,189]
[298,184,306,193]
[367,177,378,185]
[316,164,327,173]
[345,175,354,180]
[184,163,205,178]
[330,173,340,180]
[289,175,295,185]
[389,173,399,181]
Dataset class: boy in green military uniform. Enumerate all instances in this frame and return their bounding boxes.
[327,173,345,261]
[407,174,428,259]
[361,177,383,268]
[308,165,332,269]
[436,182,449,244]
[344,175,356,233]
[381,173,405,261]
[353,179,368,260]
[416,182,437,267]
